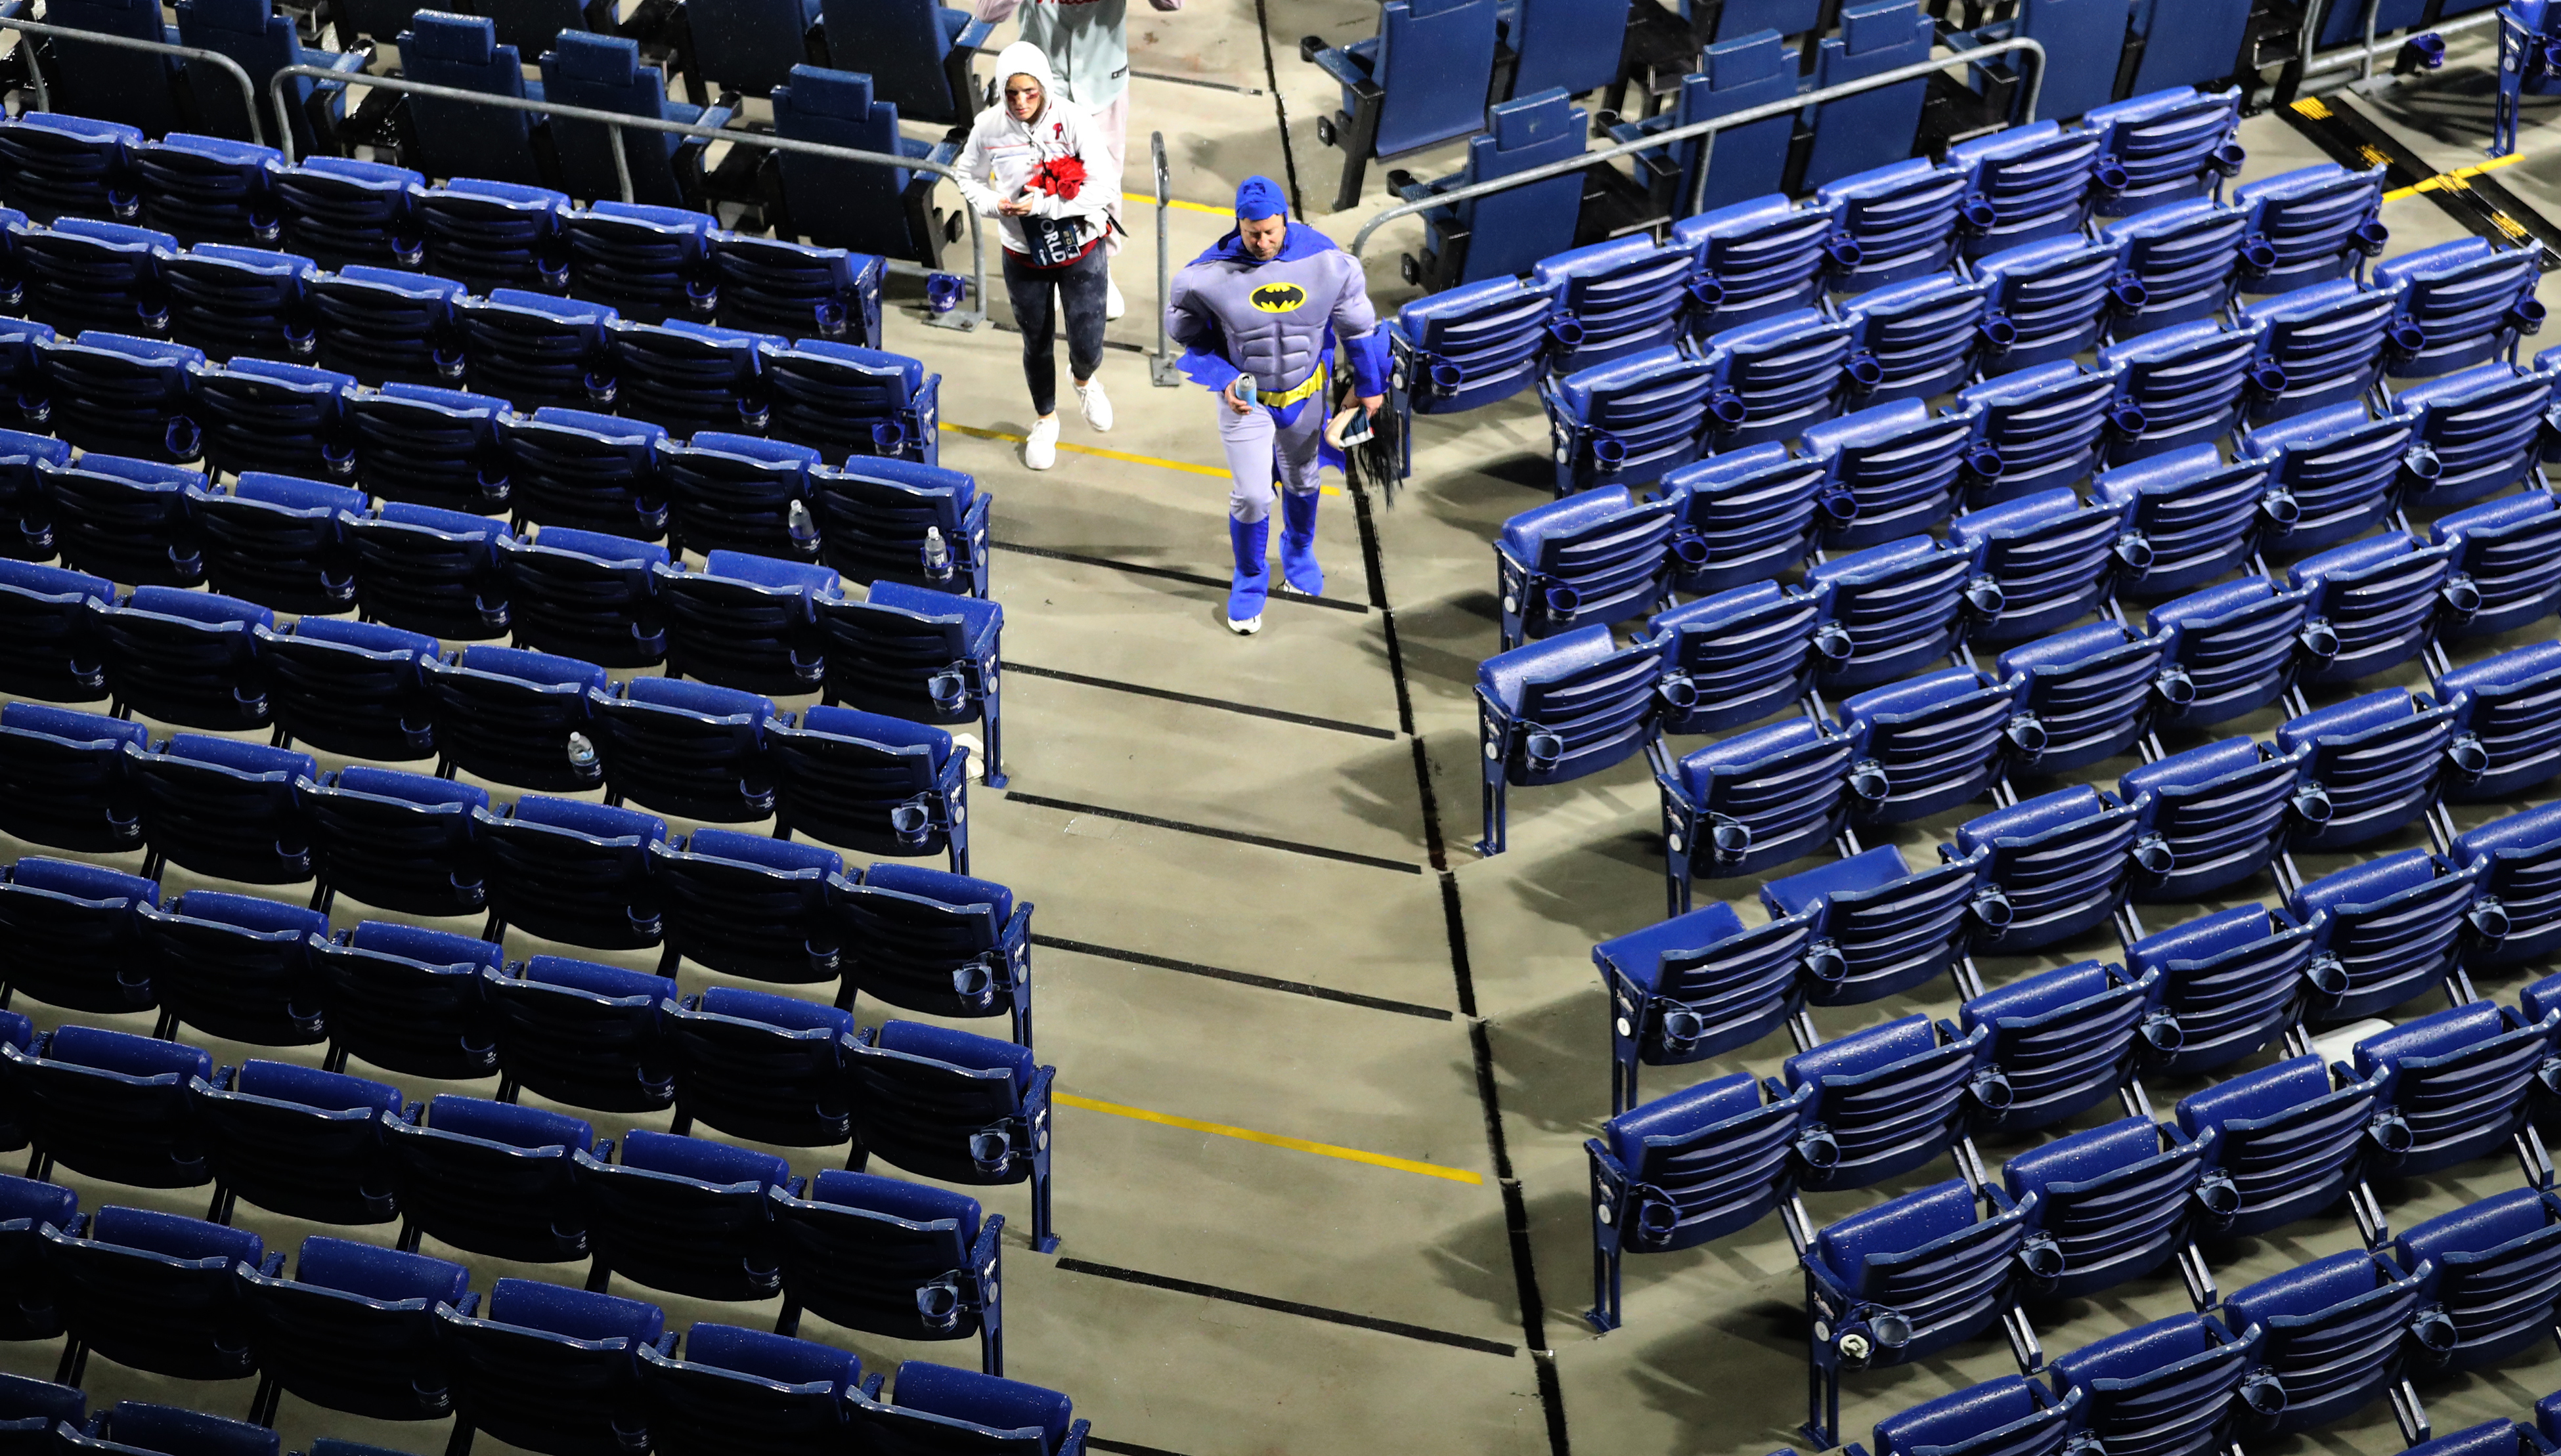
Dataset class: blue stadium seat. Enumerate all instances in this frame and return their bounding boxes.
[1867,1379,2067,1456]
[506,407,670,538]
[2219,1252,2435,1441]
[540,33,732,210]
[1947,784,2141,951]
[1645,582,1833,734]
[189,1060,401,1226]
[1837,272,1998,406]
[0,1178,74,1340]
[2433,491,2561,637]
[1801,0,1934,192]
[2239,400,2415,555]
[0,565,113,705]
[2356,1000,2552,1178]
[2242,278,2395,422]
[457,288,613,413]
[0,1369,81,1442]
[58,1404,277,1456]
[1784,1014,1990,1193]
[1818,160,1969,292]
[771,66,953,268]
[1476,624,1663,857]
[1997,621,2174,771]
[654,829,841,991]
[2289,532,2464,685]
[844,1362,1087,1456]
[2095,446,2274,598]
[128,735,316,884]
[96,586,271,730]
[2233,163,2390,294]
[45,454,202,589]
[1671,194,1836,337]
[38,332,204,463]
[1500,0,1630,98]
[814,580,1003,784]
[1804,533,1977,689]
[2144,573,2317,726]
[235,1234,467,1424]
[5,1026,211,1187]
[45,1205,259,1384]
[810,457,989,597]
[304,766,485,917]
[2393,358,2560,508]
[0,706,143,850]
[1953,361,2116,503]
[2179,1053,2392,1241]
[2082,87,2244,215]
[762,337,941,465]
[590,677,776,822]
[164,244,317,362]
[2440,643,2561,803]
[275,158,426,272]
[187,473,361,616]
[2128,905,2313,1080]
[0,858,156,1014]
[1801,400,1970,548]
[1657,444,1839,595]
[1541,343,1720,494]
[345,503,509,643]
[1974,234,2124,374]
[0,113,140,226]
[1593,903,1811,1113]
[312,921,502,1082]
[770,706,971,874]
[173,0,369,157]
[435,1278,668,1456]
[711,230,885,347]
[424,179,573,294]
[638,1321,859,1456]
[567,203,716,324]
[398,12,550,188]
[1839,668,2024,826]
[1587,1078,1808,1326]
[657,436,820,565]
[45,0,186,137]
[2098,322,2258,461]
[2057,1317,2265,1456]
[1388,278,1557,427]
[839,863,1032,1046]
[2279,689,2462,853]
[2378,239,2545,378]
[385,1096,593,1262]
[819,0,986,126]
[2394,1190,2561,1375]
[1963,960,2174,1132]
[1658,717,1859,909]
[1947,122,2104,261]
[845,1019,1058,1251]
[1952,0,2131,121]
[260,618,439,763]
[1533,238,1694,375]
[689,0,825,98]
[574,1130,798,1304]
[768,1170,1003,1372]
[1393,87,1585,289]
[137,889,326,1046]
[131,133,281,246]
[313,268,464,387]
[2119,737,2304,901]
[2461,806,2561,967]
[501,526,668,667]
[667,985,853,1147]
[2005,1117,2213,1301]
[2294,849,2478,1023]
[1494,487,1674,649]
[427,645,608,791]
[1303,0,1500,212]
[477,795,668,951]
[656,549,834,694]
[1766,844,1978,1010]
[1947,486,2131,645]
[481,954,677,1113]
[608,320,774,440]
[0,433,57,571]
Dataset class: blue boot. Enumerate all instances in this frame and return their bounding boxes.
[1277,488,1323,597]
[1227,517,1269,634]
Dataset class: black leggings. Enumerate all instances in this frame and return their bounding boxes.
[1004,243,1108,417]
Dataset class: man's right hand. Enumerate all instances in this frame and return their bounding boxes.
[1221,377,1254,415]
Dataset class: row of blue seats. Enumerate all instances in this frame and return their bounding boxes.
[0,997,1055,1249]
[0,433,988,601]
[0,114,890,343]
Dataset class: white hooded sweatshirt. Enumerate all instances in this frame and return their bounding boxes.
[951,41,1121,261]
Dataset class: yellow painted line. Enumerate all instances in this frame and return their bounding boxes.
[1055,1090,1485,1185]
[1166,198,1233,217]
[936,421,1343,494]
[2385,152,2527,202]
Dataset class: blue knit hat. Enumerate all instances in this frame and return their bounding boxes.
[1234,175,1287,223]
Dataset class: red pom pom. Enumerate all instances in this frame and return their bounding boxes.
[1027,156,1087,200]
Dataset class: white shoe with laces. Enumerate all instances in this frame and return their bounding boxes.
[1078,379,1113,432]
[1106,276,1126,320]
[1025,415,1060,470]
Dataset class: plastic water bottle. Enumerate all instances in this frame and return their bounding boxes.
[923,526,952,581]
[787,499,819,551]
[1235,375,1258,406]
[566,732,599,775]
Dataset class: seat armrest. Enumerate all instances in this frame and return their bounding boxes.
[1309,46,1372,89]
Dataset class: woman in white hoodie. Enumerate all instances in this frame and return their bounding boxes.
[953,41,1118,471]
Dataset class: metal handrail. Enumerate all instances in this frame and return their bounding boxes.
[1347,37,2049,260]
[262,63,989,331]
[1150,128,1179,386]
[2296,1,2497,79]
[1,13,267,144]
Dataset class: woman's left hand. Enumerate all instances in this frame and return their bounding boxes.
[997,198,1033,217]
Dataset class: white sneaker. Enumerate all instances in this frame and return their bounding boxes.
[1226,611,1262,635]
[1024,415,1059,470]
[1106,276,1126,321]
[1077,379,1113,432]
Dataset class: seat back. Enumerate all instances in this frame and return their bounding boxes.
[2049,1314,2257,1456]
[2440,642,2561,801]
[772,67,928,262]
[1954,361,2116,503]
[1672,717,1859,880]
[1658,443,1837,595]
[398,13,546,187]
[2123,909,2312,1077]
[47,0,185,135]
[2120,737,2302,901]
[1367,0,1502,158]
[1838,272,1996,407]
[2003,1117,2206,1298]
[2396,359,2560,509]
[1764,846,1977,1008]
[2458,803,2561,965]
[1803,0,1933,190]
[386,1098,594,1264]
[667,987,853,1147]
[1662,32,1799,216]
[1594,1072,1809,1247]
[1948,488,2132,646]
[2290,849,2475,1021]
[1645,581,1828,735]
[2432,490,2561,637]
[2176,1055,2386,1236]
[483,956,678,1115]
[2099,321,2256,462]
[1437,87,1585,284]
[2220,1251,2424,1435]
[1952,784,2139,951]
[1802,398,1972,549]
[768,1168,989,1340]
[2392,1188,2561,1372]
[1998,622,2170,771]
[2084,87,2243,214]
[1477,624,1664,786]
[1820,160,1969,292]
[1804,534,1974,689]
[1948,123,2104,261]
[2145,574,2312,725]
[540,33,691,207]
[1961,960,2164,1130]
[1671,194,1835,335]
[1701,307,1856,448]
[312,922,502,1081]
[2376,239,2545,379]
[2241,279,2395,422]
[2354,1001,2552,1176]
[1782,1014,1986,1190]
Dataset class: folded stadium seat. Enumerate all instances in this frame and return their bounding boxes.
[607,319,774,439]
[1391,87,1585,290]
[1947,784,2143,951]
[437,1278,668,1456]
[567,202,716,324]
[58,1404,280,1456]
[1946,122,2104,265]
[2434,492,2561,637]
[2220,1252,2437,1441]
[1953,0,2133,121]
[43,0,186,137]
[2179,1052,2397,1239]
[259,619,438,761]
[312,921,502,1082]
[1946,488,2134,645]
[131,133,282,246]
[163,245,320,364]
[1541,343,1720,495]
[477,795,668,951]
[1784,1013,1992,1195]
[770,65,957,268]
[1592,903,1812,1115]
[1837,273,1998,406]
[690,0,825,98]
[0,706,144,849]
[658,436,820,563]
[2462,806,2561,967]
[1964,962,2169,1132]
[1805,534,1978,690]
[385,1096,594,1262]
[1385,281,1556,444]
[2396,1191,2561,1380]
[1866,1379,2067,1456]
[481,955,678,1113]
[1974,234,2125,375]
[839,863,1034,1046]
[1670,194,1837,338]
[137,889,328,1046]
[651,551,829,696]
[2145,574,2322,727]
[665,985,853,1147]
[190,1060,401,1226]
[1952,360,2116,503]
[505,407,670,538]
[1839,668,2026,827]
[45,1205,259,1385]
[2378,239,2547,379]
[192,358,358,482]
[1474,625,1665,858]
[540,33,733,211]
[2355,1000,2553,1178]
[710,230,886,347]
[575,1130,798,1304]
[0,112,141,225]
[499,526,669,667]
[175,0,371,156]
[2233,163,2390,295]
[655,829,843,992]
[760,337,942,465]
[42,455,200,589]
[590,677,777,823]
[810,457,990,597]
[0,858,156,1015]
[2082,87,2244,216]
[398,12,552,189]
[4,1025,211,1186]
[1802,1179,2035,1447]
[0,1370,79,1442]
[129,735,316,885]
[1657,719,1858,910]
[234,1235,466,1424]
[2005,1115,2215,1304]
[1801,402,1969,552]
[2241,278,2396,423]
[846,1019,1059,1251]
[347,383,505,511]
[423,179,573,293]
[1656,445,1838,595]
[2392,358,2561,508]
[347,502,511,639]
[2095,446,2276,599]
[426,645,608,790]
[2283,692,2465,857]
[1764,844,1978,1011]
[456,288,615,412]
[2130,906,2314,1079]
[95,586,272,729]
[2438,643,2561,803]
[13,217,178,340]
[813,579,1005,784]
[1647,585,1838,737]
[2097,321,2259,463]
[2120,737,2307,901]
[274,158,426,272]
[639,1322,860,1456]
[1300,0,1499,212]
[1817,160,1969,293]
[768,1171,1003,1370]
[1532,236,1694,374]
[2239,400,2417,556]
[2293,849,2478,1023]
[1800,0,1934,192]
[770,707,971,874]
[312,268,465,387]
[2288,532,2466,685]
[0,1177,74,1340]
[0,430,64,563]
[303,766,484,917]
[1996,622,2176,771]
[36,332,205,463]
[845,1363,1087,1456]
[1502,0,1632,98]
[1493,488,1675,650]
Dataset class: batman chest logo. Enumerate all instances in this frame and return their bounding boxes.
[1250,282,1307,313]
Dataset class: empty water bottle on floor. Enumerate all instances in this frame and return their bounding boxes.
[923,526,952,582]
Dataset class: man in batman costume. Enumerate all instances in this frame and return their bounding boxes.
[1164,176,1388,634]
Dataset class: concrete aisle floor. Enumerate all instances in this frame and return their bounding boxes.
[12,8,2561,1456]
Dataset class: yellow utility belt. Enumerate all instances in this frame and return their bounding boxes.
[1259,364,1326,408]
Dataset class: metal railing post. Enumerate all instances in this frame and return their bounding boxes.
[2296,5,2497,78]
[0,14,265,143]
[1150,129,1179,387]
[257,64,991,330]
[1349,37,2048,259]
